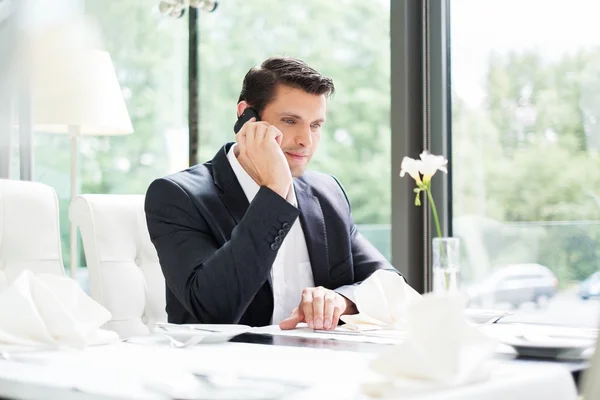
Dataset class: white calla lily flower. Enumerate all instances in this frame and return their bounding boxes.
[419,151,448,184]
[400,156,423,185]
[399,150,449,239]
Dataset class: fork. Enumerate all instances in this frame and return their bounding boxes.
[155,323,219,333]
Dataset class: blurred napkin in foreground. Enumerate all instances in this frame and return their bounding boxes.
[340,269,422,330]
[0,270,118,349]
[364,293,497,397]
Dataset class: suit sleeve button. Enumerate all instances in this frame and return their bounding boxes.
[270,243,279,251]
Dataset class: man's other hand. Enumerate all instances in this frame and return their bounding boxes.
[279,286,357,331]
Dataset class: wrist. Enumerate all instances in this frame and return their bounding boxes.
[341,295,358,315]
[266,183,289,199]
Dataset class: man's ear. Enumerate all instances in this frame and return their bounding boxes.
[237,101,250,118]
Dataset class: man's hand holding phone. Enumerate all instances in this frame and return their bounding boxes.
[236,117,292,199]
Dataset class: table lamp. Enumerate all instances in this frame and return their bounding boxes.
[31,48,134,279]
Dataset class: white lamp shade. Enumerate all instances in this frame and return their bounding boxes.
[31,49,134,136]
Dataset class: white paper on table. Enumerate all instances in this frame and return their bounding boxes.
[340,269,423,330]
[0,270,118,350]
[251,323,406,345]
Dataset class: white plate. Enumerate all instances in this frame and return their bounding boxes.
[501,336,594,359]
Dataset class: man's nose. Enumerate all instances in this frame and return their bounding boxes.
[295,124,313,148]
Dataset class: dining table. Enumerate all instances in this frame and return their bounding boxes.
[0,320,588,400]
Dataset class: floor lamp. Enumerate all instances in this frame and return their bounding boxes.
[31,49,133,279]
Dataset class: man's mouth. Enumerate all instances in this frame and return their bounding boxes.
[285,152,309,160]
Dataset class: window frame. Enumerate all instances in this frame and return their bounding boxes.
[390,0,451,293]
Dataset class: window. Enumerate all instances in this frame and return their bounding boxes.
[198,0,391,260]
[451,0,600,326]
[33,0,188,270]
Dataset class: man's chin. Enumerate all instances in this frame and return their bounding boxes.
[288,164,307,178]
[288,163,306,178]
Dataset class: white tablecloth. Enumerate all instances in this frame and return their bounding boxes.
[0,341,578,400]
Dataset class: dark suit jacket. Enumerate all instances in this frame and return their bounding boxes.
[144,142,391,326]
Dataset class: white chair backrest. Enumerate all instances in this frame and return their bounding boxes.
[0,179,65,291]
[69,194,167,338]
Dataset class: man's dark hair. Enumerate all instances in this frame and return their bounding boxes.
[238,57,335,115]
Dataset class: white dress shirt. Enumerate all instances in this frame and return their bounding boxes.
[227,144,315,324]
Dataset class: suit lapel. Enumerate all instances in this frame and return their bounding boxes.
[295,179,330,288]
[212,143,249,226]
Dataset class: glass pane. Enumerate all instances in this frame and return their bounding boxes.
[33,1,188,276]
[198,0,391,260]
[9,125,19,180]
[451,0,600,327]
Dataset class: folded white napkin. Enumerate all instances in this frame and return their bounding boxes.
[340,269,422,330]
[364,293,497,396]
[0,270,118,350]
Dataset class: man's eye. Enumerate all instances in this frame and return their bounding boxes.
[311,123,322,129]
[283,119,295,124]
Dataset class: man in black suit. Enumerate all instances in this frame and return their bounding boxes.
[145,57,392,330]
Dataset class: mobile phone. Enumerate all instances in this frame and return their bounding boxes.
[233,107,260,133]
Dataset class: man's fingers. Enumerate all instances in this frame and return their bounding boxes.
[267,125,283,146]
[254,122,268,143]
[301,290,314,329]
[243,121,271,150]
[331,300,344,330]
[292,288,350,331]
[244,121,255,147]
[236,133,246,154]
[236,118,254,153]
[237,117,256,136]
[279,307,304,330]
[323,292,337,330]
[312,287,325,330]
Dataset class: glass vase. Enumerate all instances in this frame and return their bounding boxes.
[432,237,460,293]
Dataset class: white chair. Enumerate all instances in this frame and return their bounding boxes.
[582,320,600,399]
[69,194,167,338]
[0,179,65,291]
